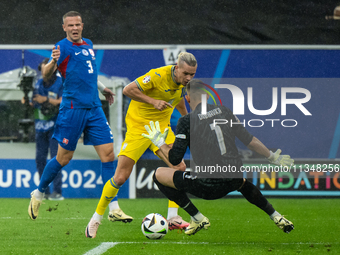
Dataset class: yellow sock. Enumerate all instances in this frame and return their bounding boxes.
[168,200,180,208]
[167,200,180,219]
[95,178,120,215]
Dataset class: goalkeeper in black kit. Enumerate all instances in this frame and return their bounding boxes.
[142,79,294,236]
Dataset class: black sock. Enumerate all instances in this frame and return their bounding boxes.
[239,179,275,216]
[182,201,199,216]
[153,171,199,216]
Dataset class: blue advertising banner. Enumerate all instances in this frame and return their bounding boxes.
[1,47,339,159]
[0,159,129,198]
[1,46,340,197]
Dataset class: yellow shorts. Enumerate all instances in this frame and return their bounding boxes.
[118,126,176,163]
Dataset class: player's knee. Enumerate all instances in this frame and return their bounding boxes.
[56,154,73,166]
[153,168,160,184]
[153,167,168,185]
[58,158,71,166]
[113,174,128,186]
[100,149,115,163]
[105,151,115,162]
[153,167,162,182]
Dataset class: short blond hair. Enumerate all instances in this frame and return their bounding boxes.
[177,52,197,67]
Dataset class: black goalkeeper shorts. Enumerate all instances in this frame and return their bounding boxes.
[173,171,244,200]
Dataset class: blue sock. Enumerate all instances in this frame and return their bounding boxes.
[102,161,118,202]
[38,157,62,193]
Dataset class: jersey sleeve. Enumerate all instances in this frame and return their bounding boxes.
[224,107,253,146]
[168,115,190,165]
[57,77,63,98]
[134,69,160,92]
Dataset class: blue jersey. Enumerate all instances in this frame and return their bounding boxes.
[51,38,101,109]
[33,73,63,132]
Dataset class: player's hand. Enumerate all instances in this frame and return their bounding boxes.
[51,45,60,63]
[102,87,115,105]
[142,121,169,148]
[153,100,173,111]
[33,94,48,104]
[267,149,294,166]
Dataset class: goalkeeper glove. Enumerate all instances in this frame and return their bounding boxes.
[142,121,169,148]
[267,149,294,166]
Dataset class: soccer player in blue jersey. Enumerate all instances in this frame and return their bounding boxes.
[28,11,131,223]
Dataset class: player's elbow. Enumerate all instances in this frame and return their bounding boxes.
[246,137,257,150]
[122,85,129,96]
[123,82,135,97]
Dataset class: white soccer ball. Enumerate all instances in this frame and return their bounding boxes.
[141,213,168,239]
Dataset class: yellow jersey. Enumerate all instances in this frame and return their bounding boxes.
[126,65,186,132]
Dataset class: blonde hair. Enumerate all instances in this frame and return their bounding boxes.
[177,52,197,67]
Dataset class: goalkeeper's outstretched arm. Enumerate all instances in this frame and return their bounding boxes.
[246,137,271,158]
[247,136,294,167]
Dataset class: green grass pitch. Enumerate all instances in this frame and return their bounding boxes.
[0,198,338,254]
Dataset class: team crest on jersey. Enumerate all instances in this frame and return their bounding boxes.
[143,75,151,84]
[89,49,95,56]
[82,49,89,56]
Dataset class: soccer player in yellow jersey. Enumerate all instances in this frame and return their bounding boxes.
[85,52,197,238]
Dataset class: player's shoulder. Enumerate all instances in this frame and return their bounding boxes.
[150,65,172,78]
[82,38,93,47]
[154,65,172,72]
[55,38,69,47]
[225,106,237,118]
[55,38,72,55]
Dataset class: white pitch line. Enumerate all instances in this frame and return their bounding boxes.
[83,242,118,255]
[83,241,211,255]
[84,241,339,255]
[0,217,88,220]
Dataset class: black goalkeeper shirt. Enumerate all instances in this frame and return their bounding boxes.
[168,103,253,167]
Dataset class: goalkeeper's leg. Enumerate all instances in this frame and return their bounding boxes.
[238,179,294,233]
[153,168,210,234]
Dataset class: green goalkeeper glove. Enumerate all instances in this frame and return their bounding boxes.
[267,149,294,166]
[142,121,169,148]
